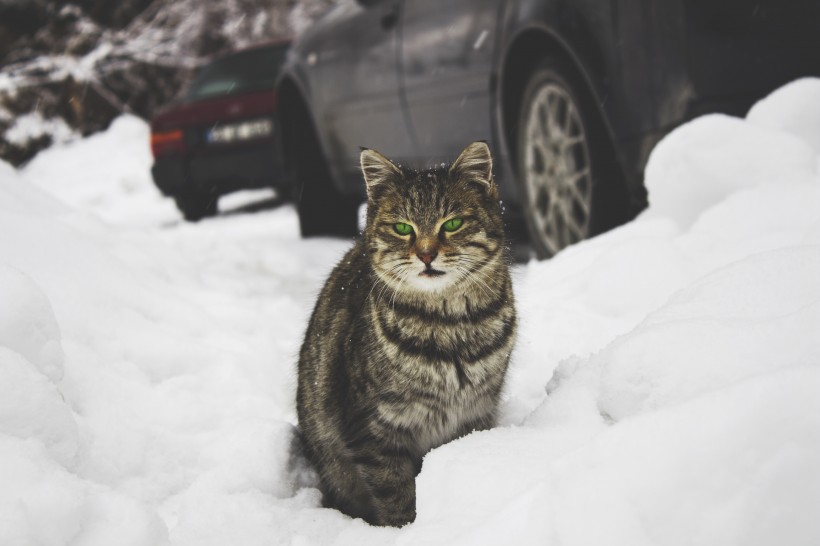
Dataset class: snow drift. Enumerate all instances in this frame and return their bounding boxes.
[1,79,819,545]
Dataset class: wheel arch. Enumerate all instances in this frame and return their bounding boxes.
[498,25,637,254]
[276,74,360,236]
[276,75,319,182]
[499,26,632,228]
[499,26,617,180]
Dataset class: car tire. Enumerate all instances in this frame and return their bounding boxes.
[515,59,626,259]
[175,193,218,222]
[290,130,359,238]
[295,169,359,237]
[279,81,360,238]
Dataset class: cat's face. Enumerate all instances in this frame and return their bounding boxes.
[361,142,504,294]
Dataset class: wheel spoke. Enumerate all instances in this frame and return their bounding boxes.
[563,102,575,135]
[560,135,585,148]
[564,205,586,241]
[566,168,591,213]
[538,101,550,136]
[522,81,593,256]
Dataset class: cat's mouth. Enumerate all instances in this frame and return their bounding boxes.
[419,268,446,277]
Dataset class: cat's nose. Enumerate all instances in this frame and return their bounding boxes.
[416,239,438,266]
[417,250,437,266]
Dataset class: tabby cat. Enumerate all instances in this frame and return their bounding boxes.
[296,141,517,527]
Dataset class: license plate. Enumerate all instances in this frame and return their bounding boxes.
[206,118,273,144]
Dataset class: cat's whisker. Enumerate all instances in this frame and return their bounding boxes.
[453,253,491,271]
[370,261,411,305]
[455,263,497,301]
[390,265,413,312]
[369,275,389,304]
[471,275,499,301]
[376,276,397,308]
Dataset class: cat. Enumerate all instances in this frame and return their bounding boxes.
[296,141,517,527]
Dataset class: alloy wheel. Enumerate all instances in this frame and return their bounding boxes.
[521,82,593,256]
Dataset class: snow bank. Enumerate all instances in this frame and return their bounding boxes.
[1,134,349,544]
[19,115,179,228]
[469,81,820,545]
[1,79,819,545]
[747,78,820,154]
[0,219,168,544]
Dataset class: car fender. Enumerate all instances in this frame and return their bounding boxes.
[277,36,350,196]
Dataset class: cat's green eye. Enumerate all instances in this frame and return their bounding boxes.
[394,222,414,236]
[442,217,464,232]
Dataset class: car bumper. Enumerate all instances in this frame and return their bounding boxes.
[151,141,286,197]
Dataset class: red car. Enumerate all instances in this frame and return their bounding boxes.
[150,40,290,221]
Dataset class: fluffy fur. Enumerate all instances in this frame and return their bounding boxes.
[296,142,517,526]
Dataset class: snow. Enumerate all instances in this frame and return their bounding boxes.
[19,115,179,228]
[1,79,819,545]
[3,112,77,148]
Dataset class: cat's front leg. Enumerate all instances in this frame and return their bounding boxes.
[353,444,418,527]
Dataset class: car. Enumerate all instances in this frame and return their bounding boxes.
[150,40,291,221]
[276,0,820,258]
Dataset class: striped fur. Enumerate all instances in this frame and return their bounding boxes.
[296,142,516,527]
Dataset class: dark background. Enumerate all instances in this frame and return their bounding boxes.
[0,0,334,165]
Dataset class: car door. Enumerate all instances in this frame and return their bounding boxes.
[312,0,411,184]
[399,0,503,162]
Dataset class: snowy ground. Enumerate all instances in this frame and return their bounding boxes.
[1,79,819,546]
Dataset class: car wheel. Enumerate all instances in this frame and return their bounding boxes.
[516,60,621,258]
[279,82,360,238]
[175,193,218,222]
[290,130,359,238]
[295,167,359,237]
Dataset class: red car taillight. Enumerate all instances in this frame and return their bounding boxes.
[150,129,185,157]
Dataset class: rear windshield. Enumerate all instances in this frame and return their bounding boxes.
[185,44,288,100]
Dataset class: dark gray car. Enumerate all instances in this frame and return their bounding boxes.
[277,0,820,258]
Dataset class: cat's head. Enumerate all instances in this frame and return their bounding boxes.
[360,141,505,294]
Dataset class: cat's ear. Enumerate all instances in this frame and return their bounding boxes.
[449,141,497,198]
[360,148,401,197]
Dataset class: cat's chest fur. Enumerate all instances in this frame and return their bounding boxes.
[363,287,515,454]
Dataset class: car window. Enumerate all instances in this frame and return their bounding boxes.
[185,44,288,100]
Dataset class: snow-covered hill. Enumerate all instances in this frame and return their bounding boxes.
[1,79,819,545]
